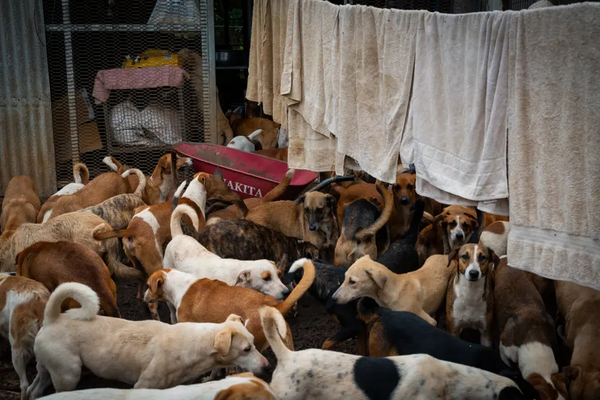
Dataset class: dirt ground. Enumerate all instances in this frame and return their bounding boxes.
[0,278,356,399]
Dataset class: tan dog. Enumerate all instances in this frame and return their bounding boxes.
[231,117,280,150]
[333,182,383,228]
[0,274,49,400]
[1,176,40,241]
[47,169,146,220]
[103,153,191,205]
[446,244,499,346]
[553,281,600,400]
[495,260,563,400]
[332,254,453,325]
[388,172,417,241]
[416,205,479,265]
[17,241,120,317]
[334,183,394,266]
[37,163,89,223]
[144,258,315,352]
[0,212,142,281]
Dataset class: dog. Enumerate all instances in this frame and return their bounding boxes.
[389,171,418,241]
[231,117,280,150]
[103,153,192,205]
[227,129,263,151]
[0,274,49,400]
[39,373,276,400]
[144,258,315,352]
[332,254,453,325]
[259,306,526,400]
[198,219,319,275]
[495,259,563,400]
[80,193,146,230]
[356,302,540,399]
[332,182,384,228]
[16,241,120,317]
[46,169,146,220]
[254,147,288,162]
[1,176,40,241]
[416,205,479,265]
[446,243,499,346]
[28,282,268,398]
[0,212,141,280]
[480,221,511,257]
[552,281,600,400]
[334,183,394,266]
[37,163,89,223]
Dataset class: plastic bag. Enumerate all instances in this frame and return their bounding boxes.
[148,0,200,26]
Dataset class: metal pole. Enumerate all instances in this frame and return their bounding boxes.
[200,0,217,144]
[61,0,79,163]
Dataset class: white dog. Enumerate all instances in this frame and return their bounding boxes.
[226,129,263,152]
[28,283,268,398]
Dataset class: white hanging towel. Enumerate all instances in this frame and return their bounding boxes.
[401,11,510,202]
[506,3,600,289]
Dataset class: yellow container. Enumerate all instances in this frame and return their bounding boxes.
[123,50,182,69]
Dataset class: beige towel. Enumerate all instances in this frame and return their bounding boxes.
[401,11,510,201]
[288,109,336,171]
[506,3,600,290]
[328,6,423,183]
[246,0,290,126]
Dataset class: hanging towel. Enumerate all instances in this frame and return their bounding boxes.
[246,0,290,125]
[506,3,600,290]
[287,109,337,171]
[327,7,423,183]
[401,11,510,201]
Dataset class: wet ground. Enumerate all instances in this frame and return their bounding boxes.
[0,278,356,399]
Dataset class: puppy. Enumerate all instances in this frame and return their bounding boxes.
[0,274,49,400]
[103,153,192,205]
[198,219,319,275]
[332,254,453,325]
[165,206,289,301]
[17,241,120,317]
[0,212,141,280]
[552,281,600,400]
[495,260,563,400]
[334,183,394,266]
[144,258,315,352]
[446,243,499,346]
[1,176,40,241]
[260,306,525,400]
[416,205,479,265]
[39,373,276,400]
[37,163,89,223]
[29,282,268,398]
[480,221,511,257]
[80,193,146,230]
[356,302,539,399]
[47,169,146,220]
[227,129,263,151]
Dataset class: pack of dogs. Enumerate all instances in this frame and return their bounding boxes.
[0,153,598,400]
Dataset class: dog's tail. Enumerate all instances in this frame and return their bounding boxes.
[275,258,315,316]
[170,204,200,238]
[103,156,124,173]
[259,306,292,360]
[171,181,187,211]
[73,163,90,184]
[121,168,147,198]
[93,221,133,240]
[261,169,295,203]
[355,182,394,241]
[44,282,99,325]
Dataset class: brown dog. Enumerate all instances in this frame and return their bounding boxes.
[495,260,562,400]
[104,154,191,205]
[332,254,453,325]
[17,241,120,317]
[1,176,40,241]
[145,259,315,351]
[332,182,383,229]
[47,169,146,220]
[445,243,498,346]
[254,147,288,162]
[231,117,280,150]
[37,163,90,223]
[334,183,393,266]
[388,172,417,242]
[553,281,600,400]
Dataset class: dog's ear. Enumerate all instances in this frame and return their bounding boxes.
[551,372,569,399]
[175,156,191,169]
[213,168,224,180]
[331,183,345,195]
[235,270,252,286]
[365,265,388,290]
[295,194,306,206]
[325,194,337,210]
[214,329,233,357]
[447,247,459,268]
[436,214,448,229]
[488,248,500,269]
[226,314,245,325]
[466,214,478,230]
[147,271,165,293]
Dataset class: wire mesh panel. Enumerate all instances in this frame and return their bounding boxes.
[43,0,212,188]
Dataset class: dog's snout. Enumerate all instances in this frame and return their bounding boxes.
[399,197,410,205]
[455,232,464,241]
[308,223,318,231]
[468,270,480,280]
